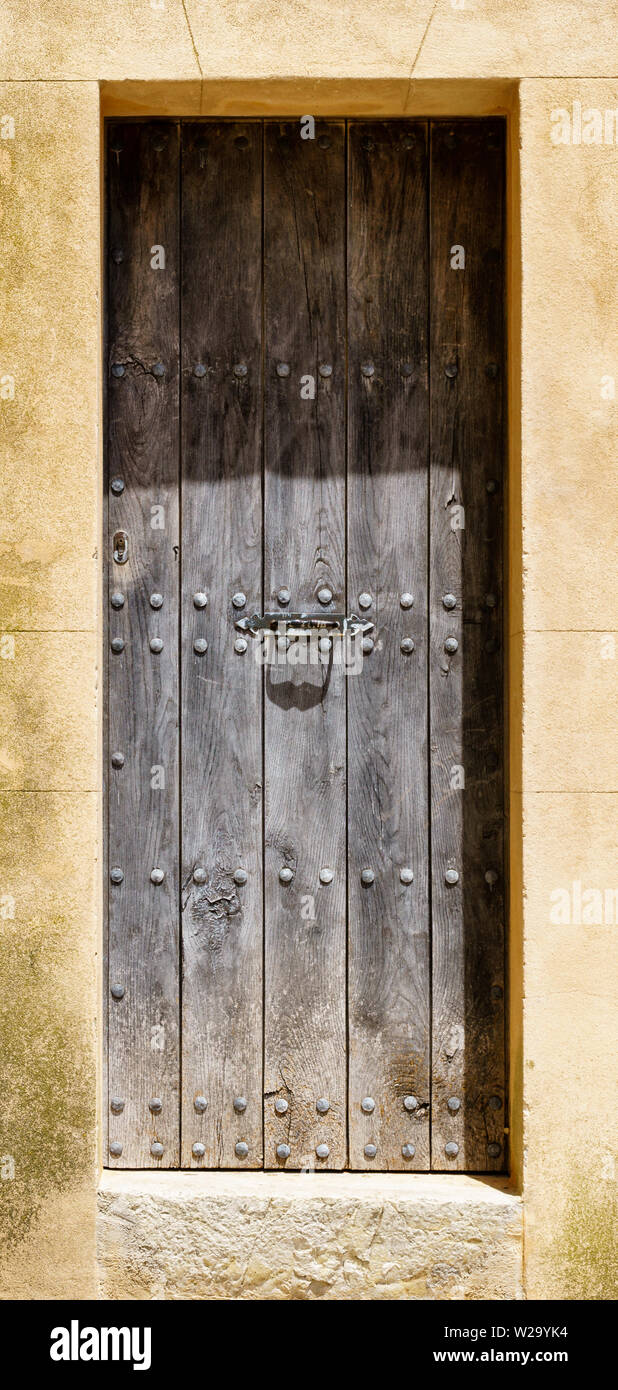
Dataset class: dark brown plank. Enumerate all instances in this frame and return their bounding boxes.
[347,120,431,1171]
[429,120,506,1172]
[263,119,347,1170]
[107,120,180,1168]
[180,121,263,1169]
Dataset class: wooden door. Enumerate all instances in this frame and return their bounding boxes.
[105,117,506,1172]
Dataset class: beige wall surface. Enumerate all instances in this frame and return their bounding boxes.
[0,5,616,1301]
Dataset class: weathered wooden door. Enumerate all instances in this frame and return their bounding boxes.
[106,118,506,1172]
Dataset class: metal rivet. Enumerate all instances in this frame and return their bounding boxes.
[361,136,373,151]
[111,637,125,654]
[447,1096,461,1113]
[152,134,167,152]
[400,638,415,654]
[486,751,499,772]
[402,133,415,149]
[358,592,372,609]
[403,1095,418,1112]
[318,134,331,149]
[232,592,246,609]
[153,362,165,378]
[488,1142,502,1158]
[233,868,248,886]
[110,591,125,609]
[192,1142,206,1158]
[402,1143,416,1159]
[233,1097,247,1113]
[485,638,499,654]
[400,867,414,885]
[445,868,459,885]
[360,868,374,886]
[485,868,499,886]
[110,983,125,1000]
[193,363,207,378]
[150,868,165,885]
[109,1141,123,1156]
[318,636,331,654]
[319,363,332,377]
[110,476,125,494]
[485,593,497,609]
[491,984,503,1001]
[445,362,458,379]
[111,248,124,264]
[194,638,208,655]
[150,1142,164,1157]
[445,1141,459,1158]
[233,362,248,379]
[276,362,290,377]
[149,1098,162,1113]
[364,1143,377,1159]
[110,867,124,885]
[277,587,291,605]
[486,479,498,494]
[274,1098,288,1114]
[194,1096,208,1113]
[361,1097,375,1113]
[316,1098,330,1114]
[442,593,457,610]
[361,362,375,378]
[111,364,125,379]
[400,362,414,377]
[319,868,334,885]
[279,866,294,884]
[109,133,123,153]
[488,1095,503,1110]
[193,867,207,885]
[486,362,499,379]
[316,1143,329,1159]
[111,752,125,769]
[361,636,374,654]
[150,593,163,609]
[110,1097,124,1114]
[193,592,208,609]
[444,637,458,655]
[150,637,164,653]
[235,134,249,149]
[317,587,333,605]
[277,1143,291,1159]
[234,637,248,654]
[400,592,414,608]
[235,1141,249,1158]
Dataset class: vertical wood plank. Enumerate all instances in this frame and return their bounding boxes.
[347,121,431,1171]
[429,120,506,1172]
[263,120,347,1170]
[180,121,263,1169]
[107,121,180,1168]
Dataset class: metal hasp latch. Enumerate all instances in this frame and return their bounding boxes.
[235,612,374,640]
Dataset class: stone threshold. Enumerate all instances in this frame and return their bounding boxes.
[97,1171,523,1300]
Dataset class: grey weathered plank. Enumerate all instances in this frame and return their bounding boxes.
[429,120,506,1172]
[347,120,431,1171]
[180,121,264,1169]
[107,120,180,1167]
[263,119,347,1169]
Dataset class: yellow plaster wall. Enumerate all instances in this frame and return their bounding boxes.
[0,6,616,1302]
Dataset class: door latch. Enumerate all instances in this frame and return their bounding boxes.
[235,612,374,640]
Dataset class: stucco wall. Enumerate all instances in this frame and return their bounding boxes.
[0,3,616,1301]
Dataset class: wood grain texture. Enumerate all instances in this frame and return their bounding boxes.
[107,121,180,1168]
[347,121,431,1171]
[429,120,506,1172]
[180,121,264,1169]
[263,120,347,1169]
